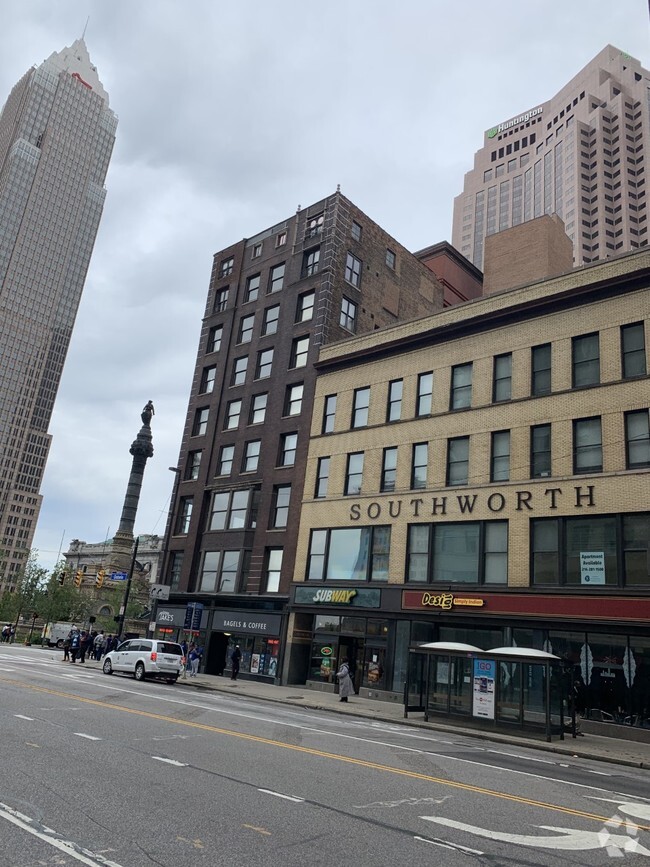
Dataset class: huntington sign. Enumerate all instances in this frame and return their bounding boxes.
[487,105,543,138]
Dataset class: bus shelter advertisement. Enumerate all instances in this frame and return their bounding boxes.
[473,659,496,719]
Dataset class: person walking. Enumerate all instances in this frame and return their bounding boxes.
[336,657,354,703]
[69,627,81,663]
[189,644,200,678]
[93,631,105,661]
[62,631,71,661]
[230,645,242,680]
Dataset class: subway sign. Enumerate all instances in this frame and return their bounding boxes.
[487,105,543,138]
[294,586,381,608]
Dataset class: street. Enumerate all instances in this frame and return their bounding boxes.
[1,644,649,866]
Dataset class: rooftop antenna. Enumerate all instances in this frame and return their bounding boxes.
[81,16,90,39]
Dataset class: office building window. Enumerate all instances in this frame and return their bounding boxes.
[176,497,193,534]
[200,366,216,394]
[290,336,309,368]
[416,372,433,416]
[237,314,255,344]
[307,526,390,583]
[302,247,320,278]
[530,423,551,477]
[572,333,600,387]
[490,430,510,482]
[218,444,235,475]
[625,410,650,468]
[340,297,357,332]
[492,353,512,402]
[252,243,262,259]
[351,220,362,241]
[185,450,202,481]
[169,551,184,590]
[209,490,250,531]
[351,386,370,428]
[345,452,364,495]
[268,263,285,293]
[214,287,229,312]
[345,252,362,287]
[276,231,287,247]
[621,322,647,378]
[272,485,291,528]
[315,457,330,498]
[447,436,469,486]
[284,383,304,416]
[192,407,209,436]
[231,356,248,386]
[279,432,298,466]
[296,291,315,322]
[262,304,280,335]
[450,363,472,409]
[531,343,551,395]
[411,442,428,490]
[265,548,283,593]
[242,440,261,472]
[199,550,242,594]
[245,274,260,303]
[249,393,268,424]
[218,257,234,278]
[207,325,222,353]
[385,248,396,269]
[407,521,508,585]
[224,399,242,430]
[255,348,274,379]
[322,394,337,433]
[532,514,649,587]
[573,416,602,473]
[306,213,324,238]
[387,379,403,422]
[381,447,397,492]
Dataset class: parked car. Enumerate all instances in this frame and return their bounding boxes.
[42,622,75,648]
[102,639,183,683]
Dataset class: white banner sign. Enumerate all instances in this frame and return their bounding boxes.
[580,551,605,585]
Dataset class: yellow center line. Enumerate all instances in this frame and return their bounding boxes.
[5,677,648,831]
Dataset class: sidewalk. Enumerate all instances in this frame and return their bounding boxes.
[172,669,650,770]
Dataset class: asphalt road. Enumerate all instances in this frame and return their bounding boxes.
[1,644,649,866]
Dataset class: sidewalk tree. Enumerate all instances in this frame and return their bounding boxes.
[0,550,48,629]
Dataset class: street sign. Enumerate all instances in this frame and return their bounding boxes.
[184,601,204,630]
[149,583,170,601]
[110,571,128,581]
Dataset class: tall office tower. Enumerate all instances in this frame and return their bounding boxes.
[160,190,445,680]
[452,46,649,270]
[0,40,117,588]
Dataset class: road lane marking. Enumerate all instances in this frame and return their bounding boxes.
[242,824,271,836]
[3,677,647,832]
[258,788,304,803]
[14,714,34,720]
[74,733,101,741]
[0,802,125,866]
[152,756,187,766]
[414,834,484,855]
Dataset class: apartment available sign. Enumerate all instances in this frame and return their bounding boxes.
[580,551,605,585]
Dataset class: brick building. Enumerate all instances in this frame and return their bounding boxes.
[286,246,650,728]
[159,190,447,679]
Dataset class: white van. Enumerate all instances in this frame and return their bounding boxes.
[42,622,74,648]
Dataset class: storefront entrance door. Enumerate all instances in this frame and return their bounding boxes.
[338,637,364,694]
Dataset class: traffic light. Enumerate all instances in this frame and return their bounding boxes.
[57,572,65,586]
[74,570,83,588]
[95,569,106,589]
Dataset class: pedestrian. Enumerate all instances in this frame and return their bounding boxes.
[230,644,242,680]
[336,657,354,703]
[62,631,71,661]
[189,644,200,678]
[9,625,15,644]
[93,631,105,660]
[78,631,89,663]
[69,627,81,663]
[1,625,8,643]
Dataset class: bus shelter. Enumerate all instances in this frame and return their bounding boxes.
[405,642,565,742]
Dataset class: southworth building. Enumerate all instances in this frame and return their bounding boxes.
[285,220,650,729]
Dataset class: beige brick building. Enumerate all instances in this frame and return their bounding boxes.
[286,249,650,728]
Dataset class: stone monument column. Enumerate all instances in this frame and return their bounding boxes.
[111,401,155,573]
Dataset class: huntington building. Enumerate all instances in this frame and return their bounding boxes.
[452,45,649,270]
[286,219,650,730]
[0,41,116,588]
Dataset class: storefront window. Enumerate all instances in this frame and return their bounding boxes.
[392,620,411,692]
[364,647,386,689]
[314,615,340,633]
[630,636,650,725]
[309,639,337,683]
[340,616,365,634]
[587,633,627,720]
[439,625,503,650]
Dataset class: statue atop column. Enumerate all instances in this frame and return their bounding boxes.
[141,400,155,426]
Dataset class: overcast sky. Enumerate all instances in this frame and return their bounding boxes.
[1,0,648,572]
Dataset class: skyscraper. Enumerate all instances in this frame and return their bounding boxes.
[0,40,116,588]
[452,46,649,269]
